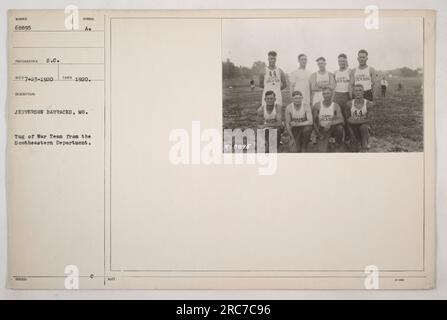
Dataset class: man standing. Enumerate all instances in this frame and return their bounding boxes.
[380,76,389,97]
[289,53,312,107]
[333,53,353,140]
[259,51,287,110]
[249,79,255,91]
[310,57,335,106]
[351,49,376,101]
[312,87,344,152]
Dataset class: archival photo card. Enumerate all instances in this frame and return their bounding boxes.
[7,9,435,290]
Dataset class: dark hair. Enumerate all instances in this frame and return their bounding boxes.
[322,86,332,92]
[316,57,326,62]
[358,49,368,56]
[354,84,364,90]
[268,51,277,57]
[298,53,306,60]
[265,90,276,97]
[338,53,347,59]
[292,90,303,97]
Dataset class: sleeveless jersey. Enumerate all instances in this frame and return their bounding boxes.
[263,104,278,125]
[312,71,330,105]
[354,66,372,91]
[334,69,350,93]
[288,103,307,124]
[316,71,330,88]
[262,67,283,106]
[319,102,334,127]
[351,99,368,121]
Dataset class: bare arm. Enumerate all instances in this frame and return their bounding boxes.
[284,106,294,138]
[348,70,354,99]
[328,72,336,90]
[312,103,320,133]
[370,66,377,91]
[309,75,315,105]
[280,69,287,90]
[256,106,265,128]
[346,100,353,120]
[259,73,265,89]
[349,69,356,96]
[366,100,375,111]
[310,73,318,92]
[289,73,296,97]
[296,104,313,127]
[365,100,374,121]
[273,105,283,128]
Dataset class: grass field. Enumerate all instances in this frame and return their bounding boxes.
[222,76,423,152]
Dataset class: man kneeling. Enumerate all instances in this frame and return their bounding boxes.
[257,90,283,153]
[285,90,313,152]
[312,87,344,152]
[347,84,374,152]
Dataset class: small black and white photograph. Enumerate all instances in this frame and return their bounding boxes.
[222,17,424,153]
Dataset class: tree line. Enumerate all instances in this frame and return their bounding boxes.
[222,58,422,80]
[222,59,266,80]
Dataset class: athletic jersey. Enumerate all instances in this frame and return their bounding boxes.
[354,66,372,91]
[262,66,283,106]
[289,68,311,105]
[312,71,330,105]
[263,104,278,125]
[288,103,308,124]
[351,99,368,121]
[318,102,335,127]
[316,71,330,88]
[334,68,350,93]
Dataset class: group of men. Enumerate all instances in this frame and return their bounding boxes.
[256,50,382,152]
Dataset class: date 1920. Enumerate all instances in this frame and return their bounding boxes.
[224,144,252,152]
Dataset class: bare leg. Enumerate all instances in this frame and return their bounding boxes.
[300,126,313,152]
[359,124,370,151]
[317,129,330,152]
[349,124,361,152]
[292,127,301,152]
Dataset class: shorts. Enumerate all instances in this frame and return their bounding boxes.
[363,89,373,101]
[334,92,350,118]
[291,125,313,152]
[317,124,344,152]
[349,123,370,150]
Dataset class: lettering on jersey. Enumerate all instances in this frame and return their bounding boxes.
[320,114,333,122]
[317,80,329,86]
[316,73,330,87]
[292,112,307,123]
[352,108,367,120]
[265,118,277,125]
[336,75,350,84]
[265,69,280,86]
[355,74,371,82]
[291,118,306,126]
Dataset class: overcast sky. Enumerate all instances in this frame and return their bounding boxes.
[222,17,423,73]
